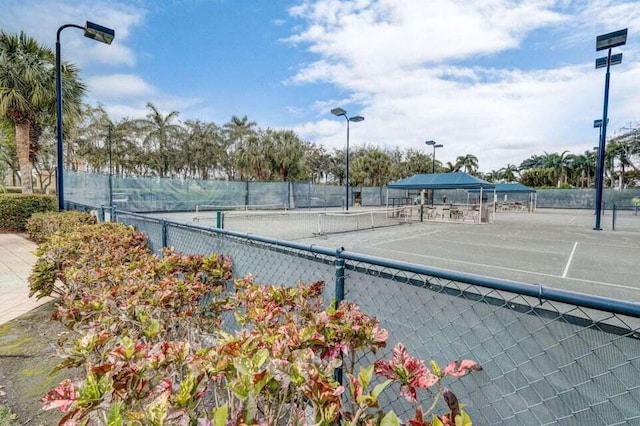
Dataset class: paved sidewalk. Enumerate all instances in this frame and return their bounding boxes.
[0,233,51,325]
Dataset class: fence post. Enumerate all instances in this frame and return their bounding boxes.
[334,247,345,385]
[612,203,617,231]
[110,206,116,223]
[161,219,168,250]
[98,205,105,222]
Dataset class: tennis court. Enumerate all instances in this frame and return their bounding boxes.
[150,207,640,301]
[295,208,640,302]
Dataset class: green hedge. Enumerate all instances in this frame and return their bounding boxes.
[0,194,56,231]
[26,211,97,243]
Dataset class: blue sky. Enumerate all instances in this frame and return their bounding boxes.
[2,0,640,172]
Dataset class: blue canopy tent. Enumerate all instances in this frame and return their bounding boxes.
[387,173,495,223]
[387,172,496,190]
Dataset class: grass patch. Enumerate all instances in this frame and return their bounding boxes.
[0,302,81,425]
[0,403,17,426]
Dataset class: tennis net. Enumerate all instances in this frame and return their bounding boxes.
[316,207,411,235]
[191,206,411,239]
[194,203,287,221]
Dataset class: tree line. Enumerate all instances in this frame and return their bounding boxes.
[1,29,639,193]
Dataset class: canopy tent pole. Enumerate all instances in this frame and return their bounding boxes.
[479,187,483,224]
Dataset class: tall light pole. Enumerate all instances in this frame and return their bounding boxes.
[593,119,607,199]
[331,108,364,211]
[425,140,444,173]
[108,124,113,208]
[57,21,115,211]
[593,28,626,230]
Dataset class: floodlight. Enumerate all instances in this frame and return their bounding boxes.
[595,53,622,69]
[84,21,115,45]
[596,28,627,51]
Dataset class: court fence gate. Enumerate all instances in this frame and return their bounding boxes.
[69,202,640,425]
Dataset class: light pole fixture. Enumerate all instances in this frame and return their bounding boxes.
[56,21,115,211]
[331,107,364,211]
[593,28,627,230]
[425,140,444,174]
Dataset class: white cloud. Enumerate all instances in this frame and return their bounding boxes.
[287,0,640,171]
[0,0,143,66]
[102,96,207,122]
[86,74,157,99]
[287,0,567,73]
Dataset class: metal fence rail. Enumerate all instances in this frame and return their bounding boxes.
[67,204,640,425]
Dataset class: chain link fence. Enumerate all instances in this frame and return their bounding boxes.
[66,204,640,425]
[65,170,640,214]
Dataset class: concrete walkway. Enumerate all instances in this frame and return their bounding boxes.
[0,233,50,325]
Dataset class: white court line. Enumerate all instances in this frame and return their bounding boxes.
[368,232,566,255]
[568,216,577,224]
[363,245,640,293]
[562,242,578,278]
[366,229,441,248]
[434,229,640,250]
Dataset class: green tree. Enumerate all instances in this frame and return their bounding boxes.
[129,102,184,178]
[223,115,257,180]
[443,161,460,173]
[518,155,544,171]
[0,118,18,185]
[328,149,346,185]
[265,129,306,181]
[234,132,270,181]
[456,154,479,174]
[519,167,555,187]
[351,147,392,186]
[181,120,224,180]
[0,30,85,193]
[485,170,501,183]
[565,152,595,188]
[540,151,570,188]
[304,144,331,183]
[500,164,519,182]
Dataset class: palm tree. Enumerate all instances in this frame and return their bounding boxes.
[518,155,544,172]
[129,103,184,178]
[234,132,270,181]
[455,154,479,174]
[351,148,392,186]
[501,164,519,182]
[485,170,501,182]
[181,120,224,180]
[540,151,570,188]
[565,152,594,188]
[443,161,460,173]
[223,115,257,180]
[0,31,85,193]
[266,129,306,181]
